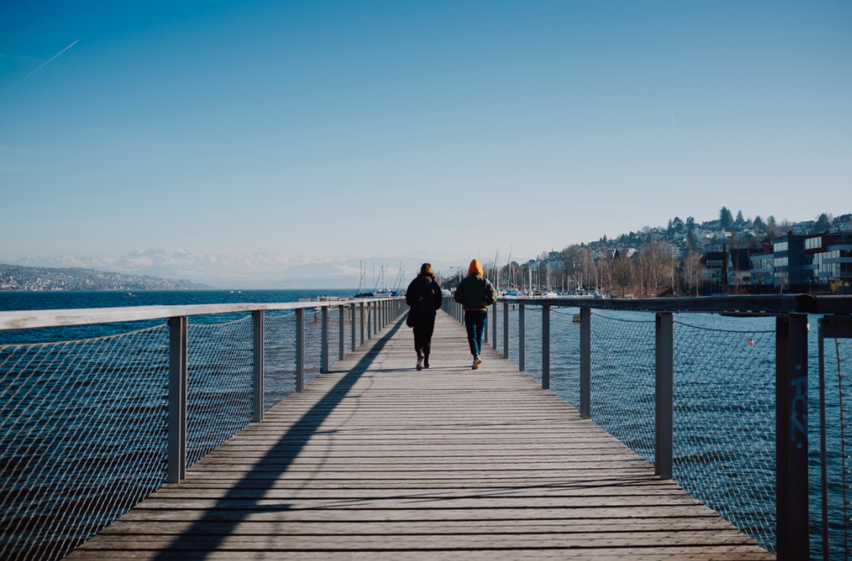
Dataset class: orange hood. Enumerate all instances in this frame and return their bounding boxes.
[468,259,483,276]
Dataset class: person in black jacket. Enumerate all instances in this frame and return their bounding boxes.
[406,263,443,371]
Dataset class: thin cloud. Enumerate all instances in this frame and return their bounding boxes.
[0,40,78,97]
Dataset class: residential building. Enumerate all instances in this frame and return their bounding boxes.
[749,245,774,287]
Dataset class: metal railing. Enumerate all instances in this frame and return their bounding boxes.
[0,297,406,561]
[443,293,852,560]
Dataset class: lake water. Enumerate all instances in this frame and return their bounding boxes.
[1,291,850,558]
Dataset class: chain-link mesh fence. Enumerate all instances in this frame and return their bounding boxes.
[822,333,852,559]
[590,312,656,464]
[0,301,390,561]
[500,305,778,551]
[185,317,253,468]
[550,307,582,409]
[263,312,296,412]
[672,319,777,553]
[0,325,169,561]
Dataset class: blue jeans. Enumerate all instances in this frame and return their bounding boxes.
[464,310,487,357]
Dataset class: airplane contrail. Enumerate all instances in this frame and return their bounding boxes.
[0,40,78,97]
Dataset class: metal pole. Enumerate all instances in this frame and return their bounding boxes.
[655,312,673,480]
[168,316,187,483]
[295,308,305,391]
[818,318,828,560]
[519,304,525,371]
[321,307,329,373]
[338,305,345,360]
[360,302,365,345]
[252,310,264,423]
[542,305,550,390]
[503,302,509,357]
[775,314,809,560]
[492,302,498,350]
[351,304,356,353]
[580,307,591,420]
[366,302,372,339]
[484,305,489,345]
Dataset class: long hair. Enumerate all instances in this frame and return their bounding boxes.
[419,263,434,279]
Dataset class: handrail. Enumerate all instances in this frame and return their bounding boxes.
[0,296,404,331]
[497,293,849,315]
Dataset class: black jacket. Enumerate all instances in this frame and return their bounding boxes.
[406,276,442,315]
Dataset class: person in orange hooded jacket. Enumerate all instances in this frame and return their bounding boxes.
[453,259,497,369]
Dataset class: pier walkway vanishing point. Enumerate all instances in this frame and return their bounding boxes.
[68,311,771,560]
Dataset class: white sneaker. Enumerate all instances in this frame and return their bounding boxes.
[472,356,482,370]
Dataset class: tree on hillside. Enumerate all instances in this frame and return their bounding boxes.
[766,215,777,233]
[687,230,699,251]
[736,210,744,223]
[686,216,695,232]
[753,215,764,230]
[612,251,635,297]
[682,250,705,296]
[814,213,831,233]
[720,207,734,229]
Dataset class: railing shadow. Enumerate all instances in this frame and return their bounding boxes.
[153,318,405,560]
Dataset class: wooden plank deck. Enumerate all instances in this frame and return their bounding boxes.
[68,311,773,560]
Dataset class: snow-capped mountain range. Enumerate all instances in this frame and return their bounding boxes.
[6,249,468,289]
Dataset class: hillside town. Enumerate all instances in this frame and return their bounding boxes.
[447,210,852,296]
[0,264,211,291]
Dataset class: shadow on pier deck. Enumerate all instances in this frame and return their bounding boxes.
[68,311,773,560]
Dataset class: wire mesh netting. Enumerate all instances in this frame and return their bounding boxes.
[590,313,656,463]
[550,307,581,409]
[263,312,297,412]
[0,326,169,561]
[822,333,852,559]
[185,317,253,467]
[673,319,777,553]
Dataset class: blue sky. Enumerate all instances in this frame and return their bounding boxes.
[1,1,850,263]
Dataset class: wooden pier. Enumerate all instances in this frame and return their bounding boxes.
[68,311,773,560]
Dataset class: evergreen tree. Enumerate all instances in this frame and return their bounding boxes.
[753,215,764,230]
[814,213,831,233]
[687,231,698,251]
[736,210,744,223]
[720,207,734,229]
[686,216,695,232]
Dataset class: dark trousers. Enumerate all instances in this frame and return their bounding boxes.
[413,313,436,359]
[464,310,487,357]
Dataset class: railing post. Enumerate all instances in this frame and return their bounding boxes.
[351,304,356,353]
[580,307,591,420]
[252,310,264,423]
[360,302,365,344]
[776,314,810,560]
[168,316,187,484]
[484,306,489,344]
[542,305,550,390]
[503,303,509,357]
[321,306,329,373]
[519,304,525,371]
[338,305,345,360]
[492,303,498,350]
[295,308,305,391]
[654,312,673,480]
